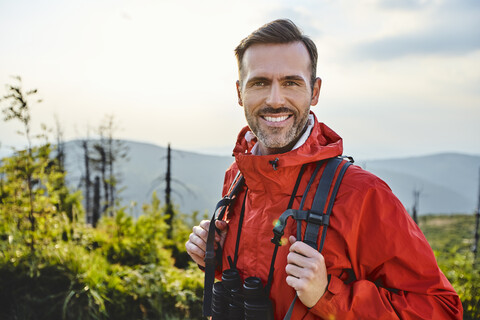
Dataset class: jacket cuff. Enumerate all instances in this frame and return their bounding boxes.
[309,275,345,317]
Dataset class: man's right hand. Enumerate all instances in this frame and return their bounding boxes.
[185,219,228,267]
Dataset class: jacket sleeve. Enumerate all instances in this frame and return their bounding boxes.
[308,180,463,319]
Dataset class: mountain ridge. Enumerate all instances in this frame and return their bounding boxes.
[62,139,480,216]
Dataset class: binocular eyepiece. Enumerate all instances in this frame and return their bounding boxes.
[211,268,273,320]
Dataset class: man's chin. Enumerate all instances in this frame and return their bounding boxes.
[260,137,296,150]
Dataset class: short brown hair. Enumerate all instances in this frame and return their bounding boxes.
[235,19,318,89]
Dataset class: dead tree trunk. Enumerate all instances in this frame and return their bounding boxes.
[473,167,480,262]
[412,188,420,224]
[165,143,174,239]
[92,176,100,227]
[82,140,92,224]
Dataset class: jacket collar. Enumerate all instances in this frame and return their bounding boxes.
[232,112,343,193]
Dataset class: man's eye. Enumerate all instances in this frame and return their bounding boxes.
[253,81,265,87]
[285,81,298,86]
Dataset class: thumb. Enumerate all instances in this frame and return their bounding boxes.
[215,220,228,246]
[215,219,227,232]
[289,235,297,245]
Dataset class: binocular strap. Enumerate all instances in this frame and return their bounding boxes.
[203,172,244,317]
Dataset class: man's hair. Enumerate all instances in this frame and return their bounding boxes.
[235,19,318,89]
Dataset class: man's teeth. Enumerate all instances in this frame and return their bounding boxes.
[264,115,289,122]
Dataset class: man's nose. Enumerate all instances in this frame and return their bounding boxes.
[265,82,285,108]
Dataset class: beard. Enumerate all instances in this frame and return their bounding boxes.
[245,106,310,151]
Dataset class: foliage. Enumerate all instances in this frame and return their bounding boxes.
[0,176,204,320]
[419,214,480,319]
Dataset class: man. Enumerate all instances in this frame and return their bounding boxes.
[185,19,462,319]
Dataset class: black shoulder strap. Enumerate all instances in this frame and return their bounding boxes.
[303,157,351,250]
[203,171,244,317]
[280,157,352,320]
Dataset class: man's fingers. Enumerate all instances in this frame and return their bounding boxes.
[285,261,305,278]
[286,238,328,308]
[199,219,210,229]
[185,239,204,258]
[285,275,298,290]
[185,240,206,266]
[289,236,318,257]
[215,219,228,246]
[192,225,208,242]
[215,219,227,231]
[189,231,207,251]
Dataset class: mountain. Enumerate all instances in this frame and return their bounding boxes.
[64,140,233,218]
[64,140,480,216]
[362,153,480,214]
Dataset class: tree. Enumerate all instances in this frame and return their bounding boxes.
[1,76,41,252]
[89,115,128,219]
[0,77,82,251]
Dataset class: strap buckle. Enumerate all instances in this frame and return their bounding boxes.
[307,211,324,225]
[271,226,284,246]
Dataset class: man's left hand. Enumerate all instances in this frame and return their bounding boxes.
[285,235,328,308]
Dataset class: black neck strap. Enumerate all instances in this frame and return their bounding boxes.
[203,172,244,317]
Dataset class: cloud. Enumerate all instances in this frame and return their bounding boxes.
[377,0,431,11]
[354,24,480,60]
[265,6,323,39]
[377,0,480,11]
[354,0,480,60]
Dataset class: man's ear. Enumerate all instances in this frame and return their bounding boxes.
[310,77,322,106]
[236,80,243,106]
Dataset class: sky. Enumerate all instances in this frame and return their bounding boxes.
[0,0,479,160]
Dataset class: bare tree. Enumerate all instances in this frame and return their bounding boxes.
[89,115,128,218]
[412,188,421,224]
[473,167,480,262]
[81,139,92,224]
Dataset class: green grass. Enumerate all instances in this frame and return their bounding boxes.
[419,213,476,253]
[418,213,479,319]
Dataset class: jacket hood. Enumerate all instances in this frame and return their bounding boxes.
[232,112,343,192]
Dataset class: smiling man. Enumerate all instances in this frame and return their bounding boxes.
[186,19,462,319]
[237,41,320,155]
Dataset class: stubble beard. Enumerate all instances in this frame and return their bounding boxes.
[246,107,310,150]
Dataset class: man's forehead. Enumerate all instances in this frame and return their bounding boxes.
[241,42,311,78]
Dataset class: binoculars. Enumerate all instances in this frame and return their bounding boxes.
[211,268,274,320]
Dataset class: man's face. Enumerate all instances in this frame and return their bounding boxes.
[236,42,321,155]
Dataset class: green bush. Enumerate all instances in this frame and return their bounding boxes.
[420,214,480,320]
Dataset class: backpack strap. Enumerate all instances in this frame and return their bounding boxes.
[271,157,352,250]
[203,171,244,317]
[277,157,352,320]
[303,157,350,250]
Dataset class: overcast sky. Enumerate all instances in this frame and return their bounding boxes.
[1,0,479,160]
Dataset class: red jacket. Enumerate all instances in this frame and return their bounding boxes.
[218,114,462,319]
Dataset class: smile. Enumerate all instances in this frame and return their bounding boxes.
[262,115,291,123]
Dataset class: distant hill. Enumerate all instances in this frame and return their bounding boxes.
[64,140,233,218]
[64,140,480,216]
[363,153,480,215]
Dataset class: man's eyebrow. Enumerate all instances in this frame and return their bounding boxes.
[284,75,306,82]
[246,75,306,84]
[246,76,270,84]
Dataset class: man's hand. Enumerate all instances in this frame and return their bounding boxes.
[285,235,328,308]
[185,219,228,267]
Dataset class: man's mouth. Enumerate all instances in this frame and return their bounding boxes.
[263,115,290,122]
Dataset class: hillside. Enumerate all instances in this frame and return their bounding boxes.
[364,153,479,214]
[64,140,233,217]
[64,140,480,216]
